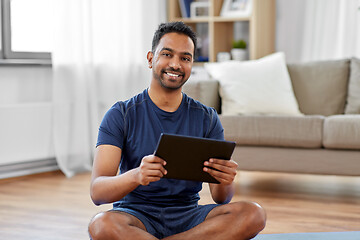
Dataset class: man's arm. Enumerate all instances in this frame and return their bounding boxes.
[90,144,167,205]
[203,159,238,204]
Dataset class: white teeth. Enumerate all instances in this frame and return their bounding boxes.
[166,72,179,77]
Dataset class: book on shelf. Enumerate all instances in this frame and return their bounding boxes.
[179,0,193,18]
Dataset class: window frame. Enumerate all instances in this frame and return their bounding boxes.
[0,0,51,65]
[0,0,4,59]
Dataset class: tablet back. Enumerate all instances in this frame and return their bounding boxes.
[154,133,236,183]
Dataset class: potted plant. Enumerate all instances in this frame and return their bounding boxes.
[231,39,247,61]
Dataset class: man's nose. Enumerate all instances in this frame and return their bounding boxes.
[169,56,181,70]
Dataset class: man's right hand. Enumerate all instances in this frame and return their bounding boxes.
[136,155,167,186]
[91,147,168,205]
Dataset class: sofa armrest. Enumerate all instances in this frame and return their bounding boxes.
[182,80,221,113]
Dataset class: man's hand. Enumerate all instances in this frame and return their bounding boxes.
[203,158,238,185]
[135,155,167,186]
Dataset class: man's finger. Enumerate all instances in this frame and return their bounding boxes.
[208,158,238,168]
[204,159,237,173]
[203,165,236,184]
[145,169,167,177]
[143,155,167,165]
[140,163,167,175]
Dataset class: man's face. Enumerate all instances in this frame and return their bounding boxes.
[148,32,194,90]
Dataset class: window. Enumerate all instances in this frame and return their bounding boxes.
[0,0,53,64]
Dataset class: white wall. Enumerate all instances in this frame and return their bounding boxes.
[0,66,55,165]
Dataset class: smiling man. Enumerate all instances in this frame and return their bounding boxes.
[149,35,192,90]
[88,22,266,240]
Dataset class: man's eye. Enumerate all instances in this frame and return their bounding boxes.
[182,57,191,62]
[162,53,171,57]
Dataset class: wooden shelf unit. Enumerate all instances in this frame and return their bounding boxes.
[167,0,276,62]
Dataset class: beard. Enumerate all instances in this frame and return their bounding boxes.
[153,68,188,90]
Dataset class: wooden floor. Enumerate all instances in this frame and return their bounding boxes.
[0,170,359,240]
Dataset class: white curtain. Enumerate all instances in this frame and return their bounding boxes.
[52,0,166,177]
[276,0,360,62]
[301,0,360,61]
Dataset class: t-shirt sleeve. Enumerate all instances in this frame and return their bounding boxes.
[96,103,126,149]
[207,108,225,141]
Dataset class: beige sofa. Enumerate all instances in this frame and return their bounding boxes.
[183,58,360,176]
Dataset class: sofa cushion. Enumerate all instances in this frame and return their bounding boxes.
[345,57,360,114]
[204,52,303,116]
[323,115,360,150]
[182,80,221,113]
[287,59,350,116]
[220,115,324,148]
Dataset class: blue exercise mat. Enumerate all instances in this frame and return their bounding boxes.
[253,231,360,240]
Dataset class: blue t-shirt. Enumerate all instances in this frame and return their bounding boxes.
[97,89,224,207]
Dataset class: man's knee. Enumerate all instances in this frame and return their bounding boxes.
[232,201,267,233]
[89,212,113,239]
[89,211,130,240]
[239,202,266,225]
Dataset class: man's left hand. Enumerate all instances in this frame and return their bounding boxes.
[203,158,238,185]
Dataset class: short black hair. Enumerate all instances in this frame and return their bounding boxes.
[152,21,197,56]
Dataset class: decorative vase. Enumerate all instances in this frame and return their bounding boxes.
[231,48,247,61]
[217,52,231,62]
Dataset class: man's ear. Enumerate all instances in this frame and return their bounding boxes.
[147,51,153,69]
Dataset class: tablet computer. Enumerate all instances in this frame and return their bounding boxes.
[154,133,236,183]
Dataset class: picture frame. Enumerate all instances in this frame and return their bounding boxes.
[220,0,252,18]
[190,1,210,18]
